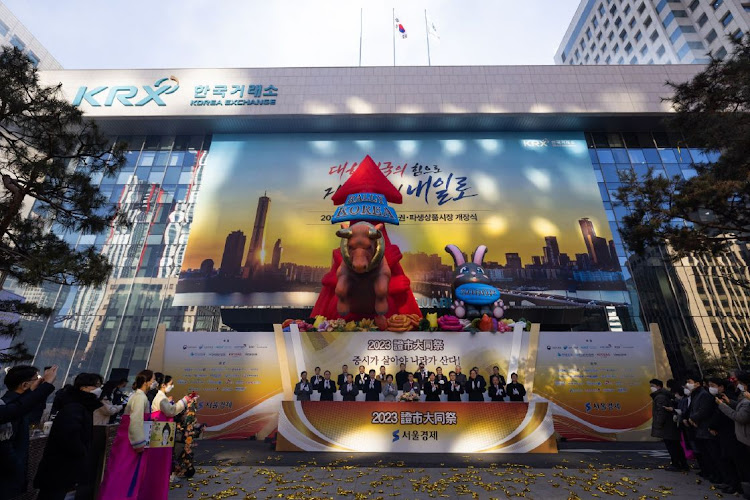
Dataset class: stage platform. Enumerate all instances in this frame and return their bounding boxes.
[276,401,557,453]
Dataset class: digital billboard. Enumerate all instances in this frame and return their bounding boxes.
[175,132,628,308]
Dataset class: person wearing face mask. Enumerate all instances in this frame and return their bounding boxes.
[682,375,719,484]
[93,382,124,426]
[0,365,58,499]
[707,378,744,495]
[147,372,164,405]
[141,375,193,499]
[649,379,687,472]
[717,371,750,499]
[99,369,156,500]
[34,373,103,500]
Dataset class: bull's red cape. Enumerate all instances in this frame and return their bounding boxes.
[312,155,421,320]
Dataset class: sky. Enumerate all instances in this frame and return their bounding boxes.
[4,0,580,68]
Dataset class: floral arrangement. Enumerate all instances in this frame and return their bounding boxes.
[399,390,420,401]
[281,313,530,333]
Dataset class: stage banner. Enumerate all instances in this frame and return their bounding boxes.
[163,330,292,439]
[276,401,557,453]
[174,132,629,309]
[278,323,537,401]
[533,326,670,441]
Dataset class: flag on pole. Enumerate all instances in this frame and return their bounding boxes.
[426,14,439,40]
[394,14,407,39]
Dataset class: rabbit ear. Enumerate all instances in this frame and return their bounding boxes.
[472,245,487,265]
[444,244,465,266]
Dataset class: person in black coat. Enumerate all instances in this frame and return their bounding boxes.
[683,375,719,483]
[354,366,370,391]
[488,375,507,401]
[423,374,442,402]
[707,378,745,494]
[310,367,324,392]
[466,369,486,401]
[319,371,337,401]
[446,372,464,402]
[337,365,350,388]
[34,373,102,500]
[340,374,359,401]
[649,379,687,472]
[395,364,409,390]
[294,371,312,401]
[364,370,381,401]
[506,373,527,402]
[414,363,432,388]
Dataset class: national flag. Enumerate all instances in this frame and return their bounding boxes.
[394,15,407,39]
[426,14,439,40]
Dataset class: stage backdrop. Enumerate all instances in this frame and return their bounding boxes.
[174,132,629,309]
[533,327,671,441]
[162,324,669,441]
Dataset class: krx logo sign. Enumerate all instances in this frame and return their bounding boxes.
[72,76,180,107]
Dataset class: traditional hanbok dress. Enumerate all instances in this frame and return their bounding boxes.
[137,391,187,500]
[98,389,150,500]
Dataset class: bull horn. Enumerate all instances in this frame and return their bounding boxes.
[367,228,382,240]
[336,229,353,239]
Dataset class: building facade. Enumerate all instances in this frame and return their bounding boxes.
[0,1,61,69]
[555,0,750,65]
[4,64,747,382]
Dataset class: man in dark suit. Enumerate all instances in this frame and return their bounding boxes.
[423,373,442,402]
[365,369,382,401]
[319,370,336,401]
[414,363,432,388]
[488,375,507,401]
[355,365,370,391]
[396,363,409,389]
[337,365,350,387]
[435,367,448,392]
[466,369,486,401]
[491,366,507,387]
[340,374,358,401]
[683,375,719,482]
[447,371,464,401]
[472,366,487,387]
[310,366,324,392]
[402,373,421,395]
[454,365,467,389]
[294,371,312,401]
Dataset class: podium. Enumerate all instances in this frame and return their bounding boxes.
[276,401,557,453]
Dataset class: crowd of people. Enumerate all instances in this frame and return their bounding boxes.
[0,365,200,500]
[650,371,750,497]
[293,363,527,402]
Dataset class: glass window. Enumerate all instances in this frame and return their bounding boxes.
[650,30,659,41]
[682,168,698,179]
[609,31,615,40]
[606,55,612,63]
[698,12,709,27]
[594,54,601,63]
[643,149,662,162]
[601,42,608,51]
[618,56,625,64]
[138,152,155,166]
[9,35,26,50]
[640,44,648,55]
[0,19,8,37]
[664,163,683,178]
[630,55,638,63]
[715,46,728,59]
[688,40,705,49]
[604,18,611,29]
[597,149,616,163]
[670,27,683,43]
[625,4,631,15]
[644,15,653,27]
[629,17,636,28]
[662,12,675,28]
[611,4,618,15]
[593,17,599,29]
[599,3,606,16]
[615,16,622,27]
[673,10,687,17]
[677,43,691,59]
[635,30,643,41]
[27,52,39,67]
[711,0,723,9]
[598,183,611,201]
[602,164,620,182]
[658,148,678,162]
[657,44,666,57]
[656,0,668,12]
[620,28,628,40]
[721,11,733,27]
[688,0,699,10]
[597,30,603,40]
[586,27,593,40]
[613,42,620,52]
[638,2,646,14]
[612,149,629,162]
[591,41,597,51]
[148,171,164,184]
[733,28,744,40]
[627,149,646,163]
[625,42,633,54]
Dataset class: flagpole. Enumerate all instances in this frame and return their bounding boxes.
[392,7,396,67]
[359,7,363,67]
[425,9,431,66]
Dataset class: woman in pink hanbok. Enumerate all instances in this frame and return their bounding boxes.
[138,374,193,500]
[98,370,155,500]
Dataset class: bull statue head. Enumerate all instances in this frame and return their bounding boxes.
[336,221,385,273]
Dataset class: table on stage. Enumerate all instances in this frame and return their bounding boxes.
[276,401,557,453]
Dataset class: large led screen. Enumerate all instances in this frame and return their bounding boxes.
[174,132,628,308]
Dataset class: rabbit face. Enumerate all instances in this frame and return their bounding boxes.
[445,244,491,286]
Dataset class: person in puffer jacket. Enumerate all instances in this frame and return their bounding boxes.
[717,370,750,500]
